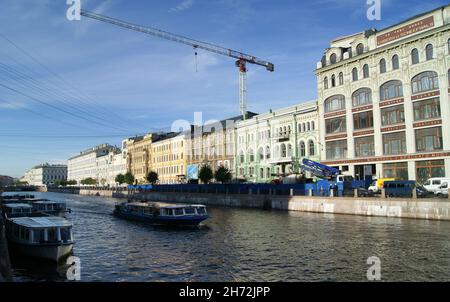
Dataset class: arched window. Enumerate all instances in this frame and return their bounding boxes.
[352,87,372,107]
[248,149,255,162]
[352,67,358,81]
[338,72,344,85]
[281,144,287,158]
[298,123,302,133]
[411,48,419,64]
[426,44,433,61]
[239,151,245,164]
[324,95,345,113]
[331,74,336,87]
[411,71,439,94]
[448,38,450,54]
[300,142,306,157]
[308,140,315,156]
[363,64,370,78]
[380,80,403,101]
[307,122,311,131]
[392,55,399,70]
[302,123,306,132]
[265,146,270,159]
[356,43,364,55]
[380,58,386,74]
[330,53,337,64]
[258,147,264,161]
[311,121,315,131]
[324,77,328,89]
[287,144,293,157]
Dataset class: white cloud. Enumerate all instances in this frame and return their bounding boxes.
[0,101,27,110]
[169,0,195,13]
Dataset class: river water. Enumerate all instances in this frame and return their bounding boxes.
[5,192,450,282]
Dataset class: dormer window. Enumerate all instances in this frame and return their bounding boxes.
[356,43,364,55]
[330,53,337,64]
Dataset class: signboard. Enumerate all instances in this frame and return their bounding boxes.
[377,16,434,46]
[187,164,199,180]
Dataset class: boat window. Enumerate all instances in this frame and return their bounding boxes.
[48,228,57,242]
[34,229,45,243]
[174,208,184,216]
[143,208,153,215]
[184,207,196,215]
[60,228,71,242]
[165,209,173,216]
[196,207,206,215]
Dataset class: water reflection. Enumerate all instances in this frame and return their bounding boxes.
[6,192,450,282]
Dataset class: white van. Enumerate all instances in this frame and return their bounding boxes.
[435,181,449,198]
[423,178,450,193]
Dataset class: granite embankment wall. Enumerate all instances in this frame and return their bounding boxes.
[0,212,12,282]
[47,188,450,221]
[132,191,450,221]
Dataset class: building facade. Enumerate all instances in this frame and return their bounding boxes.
[67,144,119,185]
[316,6,450,183]
[235,101,319,183]
[22,164,67,186]
[124,134,153,184]
[96,149,127,186]
[152,133,188,184]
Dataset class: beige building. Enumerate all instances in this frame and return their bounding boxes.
[124,134,153,184]
[152,132,188,184]
[316,5,450,183]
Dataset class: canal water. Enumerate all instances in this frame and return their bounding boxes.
[5,192,450,282]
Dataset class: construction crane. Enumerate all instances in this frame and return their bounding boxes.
[80,10,274,118]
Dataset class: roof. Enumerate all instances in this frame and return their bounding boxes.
[4,203,32,209]
[10,217,72,228]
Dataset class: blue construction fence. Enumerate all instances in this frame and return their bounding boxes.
[128,179,370,197]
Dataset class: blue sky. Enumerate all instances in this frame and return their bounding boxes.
[1,0,449,178]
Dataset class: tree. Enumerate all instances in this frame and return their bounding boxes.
[81,178,97,186]
[66,180,77,186]
[199,164,213,184]
[115,174,125,185]
[214,166,232,184]
[146,171,159,185]
[124,172,135,185]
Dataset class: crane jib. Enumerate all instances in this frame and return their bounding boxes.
[80,10,274,71]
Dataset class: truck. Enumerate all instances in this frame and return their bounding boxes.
[368,178,395,194]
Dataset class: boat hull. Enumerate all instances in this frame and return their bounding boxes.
[7,240,73,263]
[114,210,208,226]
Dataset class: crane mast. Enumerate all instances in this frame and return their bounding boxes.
[80,10,274,118]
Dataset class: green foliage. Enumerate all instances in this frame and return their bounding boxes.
[146,171,159,185]
[81,177,97,185]
[214,166,232,184]
[199,165,213,184]
[124,172,135,185]
[115,174,125,185]
[66,180,77,186]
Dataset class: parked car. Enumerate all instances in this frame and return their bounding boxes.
[423,178,450,194]
[435,181,449,198]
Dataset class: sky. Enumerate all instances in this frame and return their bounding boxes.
[0,0,449,178]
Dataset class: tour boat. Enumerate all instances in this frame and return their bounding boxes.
[113,201,209,226]
[31,200,70,217]
[2,203,33,219]
[4,216,74,262]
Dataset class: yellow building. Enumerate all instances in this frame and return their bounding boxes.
[152,132,188,184]
[124,134,153,184]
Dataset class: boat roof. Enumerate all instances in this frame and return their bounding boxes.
[4,203,33,209]
[33,200,65,204]
[127,202,206,208]
[10,217,72,228]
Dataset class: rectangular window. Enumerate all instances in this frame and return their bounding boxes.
[415,127,443,152]
[383,162,408,180]
[353,111,374,130]
[326,139,347,160]
[416,160,445,184]
[381,105,405,126]
[383,132,406,155]
[354,136,375,157]
[325,117,346,134]
[413,98,441,121]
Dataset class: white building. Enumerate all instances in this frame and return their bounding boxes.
[22,164,67,186]
[235,101,319,182]
[316,5,450,183]
[68,144,121,185]
[97,150,128,186]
